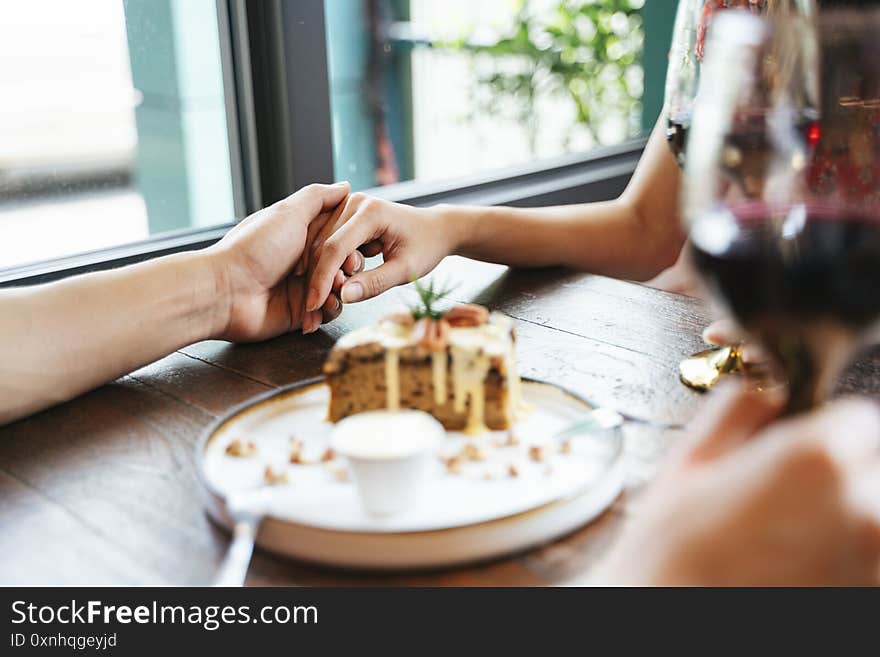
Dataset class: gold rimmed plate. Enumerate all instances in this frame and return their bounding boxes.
[197,377,624,571]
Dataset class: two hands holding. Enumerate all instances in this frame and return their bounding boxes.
[207,183,450,340]
[212,181,754,358]
[207,181,359,341]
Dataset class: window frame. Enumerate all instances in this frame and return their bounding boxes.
[0,0,658,288]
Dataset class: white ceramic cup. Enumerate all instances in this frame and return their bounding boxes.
[331,410,444,516]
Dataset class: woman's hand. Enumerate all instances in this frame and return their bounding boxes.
[596,386,880,586]
[301,194,457,314]
[702,318,767,364]
[207,182,362,341]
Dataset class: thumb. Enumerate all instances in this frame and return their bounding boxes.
[340,258,412,303]
[295,181,350,216]
[702,318,745,346]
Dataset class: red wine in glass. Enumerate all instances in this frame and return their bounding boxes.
[691,202,880,410]
[692,204,880,328]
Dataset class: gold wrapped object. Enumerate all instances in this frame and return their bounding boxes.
[679,344,744,391]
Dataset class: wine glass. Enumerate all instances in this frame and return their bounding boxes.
[665,0,816,169]
[670,1,817,393]
[684,8,880,414]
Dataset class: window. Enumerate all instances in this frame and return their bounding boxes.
[326,0,651,190]
[0,0,241,272]
[0,0,674,286]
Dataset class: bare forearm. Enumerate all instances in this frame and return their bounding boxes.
[0,251,225,424]
[443,199,677,279]
[443,120,685,280]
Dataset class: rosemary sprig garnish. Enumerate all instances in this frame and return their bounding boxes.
[409,277,457,320]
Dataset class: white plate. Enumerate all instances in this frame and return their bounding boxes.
[198,378,624,570]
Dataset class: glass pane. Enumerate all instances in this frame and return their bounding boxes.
[0,0,239,270]
[325,0,649,191]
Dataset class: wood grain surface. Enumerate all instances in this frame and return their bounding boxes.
[1,256,877,585]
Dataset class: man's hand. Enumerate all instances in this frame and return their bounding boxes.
[207,182,361,341]
[0,183,366,424]
[596,386,880,586]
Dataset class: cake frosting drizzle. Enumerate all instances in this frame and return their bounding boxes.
[431,352,447,405]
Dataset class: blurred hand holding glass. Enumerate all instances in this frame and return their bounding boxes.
[684,8,880,413]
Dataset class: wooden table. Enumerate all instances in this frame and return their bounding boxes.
[2,257,878,585]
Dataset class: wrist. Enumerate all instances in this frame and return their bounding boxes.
[183,248,233,341]
[427,203,477,256]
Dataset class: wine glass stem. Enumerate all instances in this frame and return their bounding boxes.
[775,335,820,415]
[765,325,857,416]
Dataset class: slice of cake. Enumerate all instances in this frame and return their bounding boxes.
[323,288,520,433]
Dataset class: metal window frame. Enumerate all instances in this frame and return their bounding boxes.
[368,139,644,208]
[0,0,647,289]
[243,0,337,204]
[220,0,263,216]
